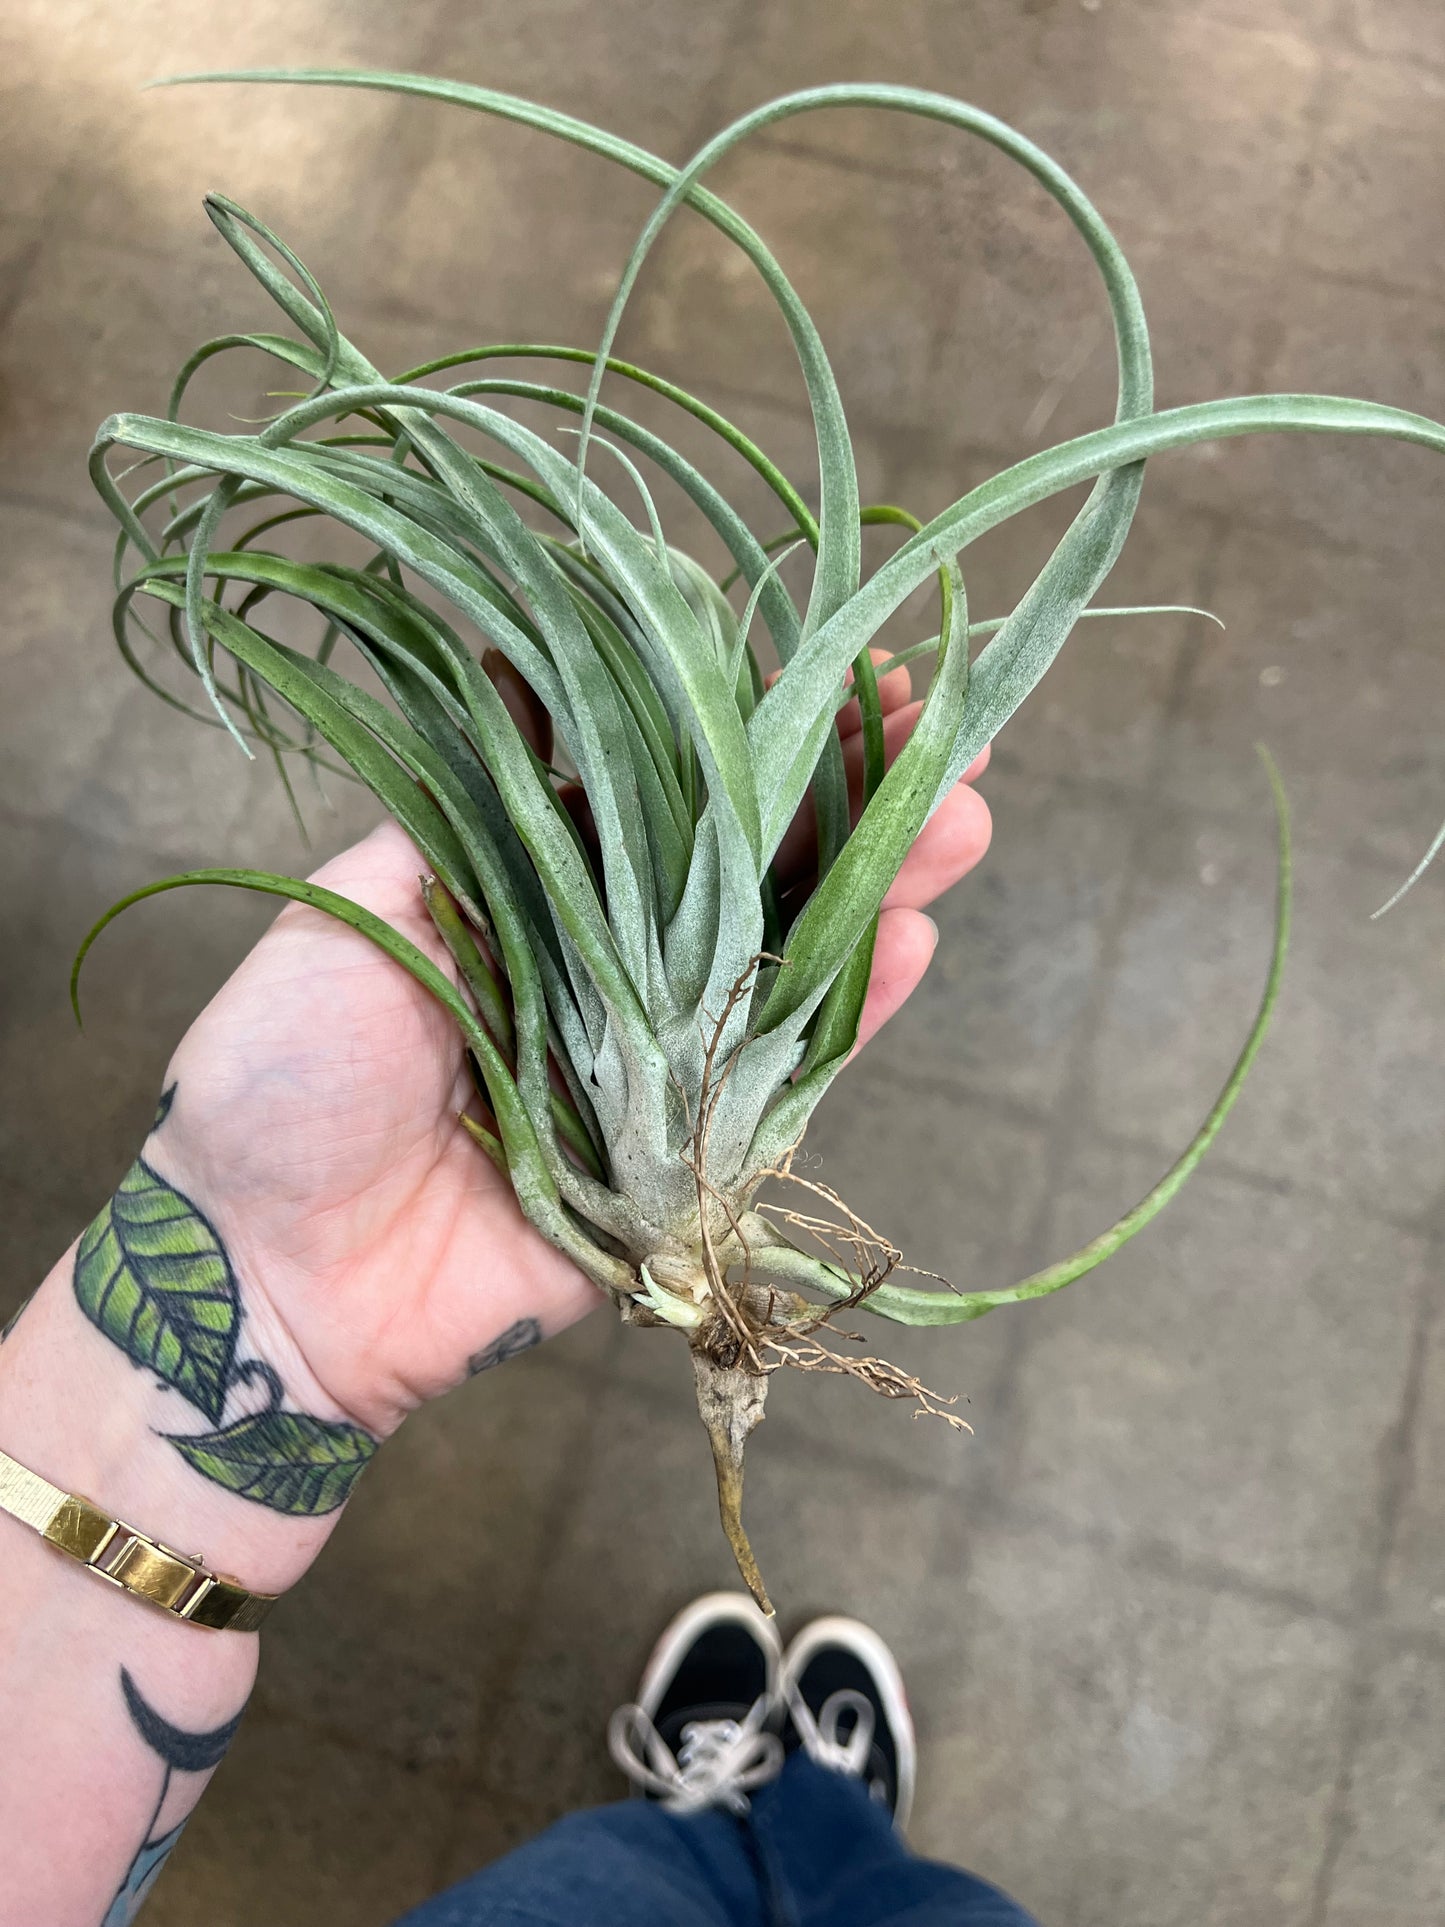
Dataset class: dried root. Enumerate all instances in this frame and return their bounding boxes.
[691,1345,773,1616]
[758,1140,955,1313]
[762,1328,971,1433]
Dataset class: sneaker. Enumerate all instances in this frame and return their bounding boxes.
[778,1615,917,1831]
[608,1591,785,1816]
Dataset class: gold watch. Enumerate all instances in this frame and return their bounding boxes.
[0,1445,276,1631]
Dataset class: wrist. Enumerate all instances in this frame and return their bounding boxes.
[0,1261,346,1603]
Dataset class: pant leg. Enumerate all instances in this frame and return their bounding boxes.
[747,1756,1040,1927]
[391,1797,768,1927]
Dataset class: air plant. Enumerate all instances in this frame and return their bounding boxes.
[76,75,1445,1610]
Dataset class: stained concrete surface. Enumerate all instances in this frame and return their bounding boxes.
[2,2,1443,1922]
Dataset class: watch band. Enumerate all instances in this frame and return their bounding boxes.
[0,1445,276,1632]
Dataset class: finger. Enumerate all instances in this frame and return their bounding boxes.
[304,818,442,922]
[772,702,918,887]
[835,646,913,741]
[837,710,991,824]
[763,644,910,724]
[773,699,936,888]
[853,908,939,1054]
[883,780,993,911]
[841,716,990,798]
[838,697,923,798]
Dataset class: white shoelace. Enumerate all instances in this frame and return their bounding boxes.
[608,1696,785,1816]
[787,1686,876,1779]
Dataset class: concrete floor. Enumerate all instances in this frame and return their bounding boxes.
[3,2,1444,1922]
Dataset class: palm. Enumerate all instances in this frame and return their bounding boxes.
[158,683,990,1434]
[162,821,590,1432]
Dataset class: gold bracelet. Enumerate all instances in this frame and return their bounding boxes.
[0,1445,276,1632]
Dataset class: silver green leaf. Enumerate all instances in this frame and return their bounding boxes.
[81,70,1445,1608]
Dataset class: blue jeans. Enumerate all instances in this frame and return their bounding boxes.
[395,1754,1039,1926]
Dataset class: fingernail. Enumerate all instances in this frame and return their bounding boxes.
[922,914,939,949]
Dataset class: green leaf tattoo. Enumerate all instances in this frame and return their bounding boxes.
[74,1158,238,1422]
[0,1290,32,1344]
[167,1409,376,1515]
[74,1093,379,1516]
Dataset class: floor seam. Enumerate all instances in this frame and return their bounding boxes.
[1304,1239,1440,1926]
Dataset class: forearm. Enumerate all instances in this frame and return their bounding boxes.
[0,859,592,1921]
[0,1242,354,1924]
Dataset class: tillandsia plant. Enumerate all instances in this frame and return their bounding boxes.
[75,75,1445,1610]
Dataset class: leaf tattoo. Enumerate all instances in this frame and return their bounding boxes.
[103,1824,185,1927]
[104,1668,245,1926]
[167,1409,376,1516]
[0,1290,32,1344]
[467,1315,543,1376]
[74,1158,239,1422]
[74,1090,378,1516]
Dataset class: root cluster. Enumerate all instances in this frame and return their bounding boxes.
[752,1149,969,1432]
